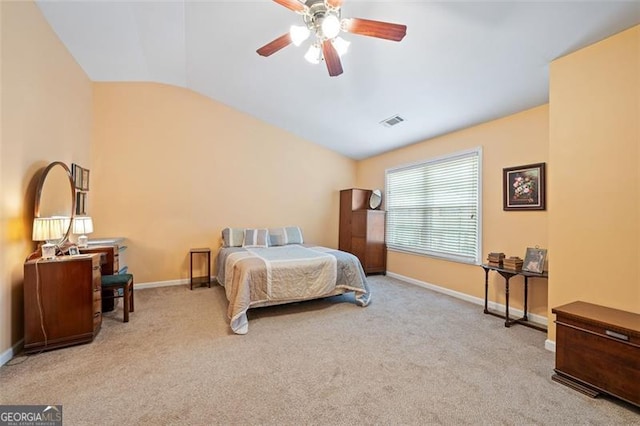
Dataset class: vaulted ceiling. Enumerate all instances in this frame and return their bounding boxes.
[36,1,640,159]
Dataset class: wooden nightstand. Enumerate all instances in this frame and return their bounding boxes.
[189,248,211,290]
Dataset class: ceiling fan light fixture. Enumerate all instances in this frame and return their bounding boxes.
[260,0,407,77]
[332,36,350,56]
[304,43,322,64]
[290,25,311,46]
[321,14,341,39]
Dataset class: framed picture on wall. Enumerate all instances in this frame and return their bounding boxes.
[82,168,90,191]
[71,163,83,190]
[75,191,86,215]
[503,162,546,211]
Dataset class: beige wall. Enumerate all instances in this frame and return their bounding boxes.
[357,105,550,318]
[548,26,639,341]
[91,83,357,284]
[1,1,92,357]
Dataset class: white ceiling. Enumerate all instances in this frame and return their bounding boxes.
[36,0,640,160]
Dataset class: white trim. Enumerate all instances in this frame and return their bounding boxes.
[1,339,24,367]
[386,271,548,328]
[134,277,216,290]
[545,339,556,353]
[385,146,483,173]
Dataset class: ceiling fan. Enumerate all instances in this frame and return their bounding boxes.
[257,0,407,77]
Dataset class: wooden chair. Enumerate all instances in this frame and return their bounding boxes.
[101,274,134,322]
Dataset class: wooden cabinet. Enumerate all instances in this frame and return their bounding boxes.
[23,254,102,354]
[552,301,640,407]
[339,188,386,275]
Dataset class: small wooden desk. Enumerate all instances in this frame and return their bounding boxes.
[480,264,548,331]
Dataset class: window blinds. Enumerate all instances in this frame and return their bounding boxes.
[385,148,481,264]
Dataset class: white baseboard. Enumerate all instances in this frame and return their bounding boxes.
[545,339,556,352]
[1,339,24,367]
[386,271,549,329]
[134,277,217,290]
[135,278,187,290]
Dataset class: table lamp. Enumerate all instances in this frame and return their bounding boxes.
[72,216,93,248]
[32,217,69,259]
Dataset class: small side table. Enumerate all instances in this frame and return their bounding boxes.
[480,264,548,331]
[189,248,211,290]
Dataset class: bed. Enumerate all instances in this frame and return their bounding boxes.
[215,227,371,334]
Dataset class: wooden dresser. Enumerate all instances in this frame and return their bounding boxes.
[80,245,120,275]
[23,254,102,354]
[339,188,387,275]
[552,301,639,407]
[80,241,128,311]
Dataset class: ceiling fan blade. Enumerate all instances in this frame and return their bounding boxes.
[326,0,343,8]
[322,40,343,77]
[257,33,292,57]
[273,0,307,13]
[343,18,407,42]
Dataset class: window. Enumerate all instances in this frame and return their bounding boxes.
[385,148,482,264]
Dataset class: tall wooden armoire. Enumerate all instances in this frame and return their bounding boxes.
[339,188,387,275]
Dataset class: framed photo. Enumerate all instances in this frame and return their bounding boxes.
[72,163,84,190]
[68,245,80,256]
[523,247,547,273]
[75,192,86,215]
[82,168,90,191]
[503,162,546,211]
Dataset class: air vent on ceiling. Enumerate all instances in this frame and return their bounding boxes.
[380,115,405,127]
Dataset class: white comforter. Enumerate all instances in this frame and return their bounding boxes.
[217,245,370,334]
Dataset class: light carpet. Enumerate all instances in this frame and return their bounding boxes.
[1,276,638,425]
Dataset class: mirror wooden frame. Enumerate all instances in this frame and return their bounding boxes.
[34,161,76,245]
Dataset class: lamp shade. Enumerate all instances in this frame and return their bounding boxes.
[72,216,94,235]
[321,14,341,39]
[73,216,93,248]
[304,43,322,64]
[32,217,69,242]
[290,25,310,46]
[332,36,350,57]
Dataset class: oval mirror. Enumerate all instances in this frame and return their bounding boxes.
[369,189,382,210]
[34,161,75,246]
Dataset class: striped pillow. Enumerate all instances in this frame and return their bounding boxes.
[268,227,287,246]
[268,226,304,246]
[222,227,244,247]
[243,228,269,248]
[284,226,304,244]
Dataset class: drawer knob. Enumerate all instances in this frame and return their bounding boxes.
[605,330,629,341]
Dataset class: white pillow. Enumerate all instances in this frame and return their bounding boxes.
[222,227,244,247]
[284,226,303,244]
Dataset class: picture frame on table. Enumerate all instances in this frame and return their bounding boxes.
[523,247,547,273]
[68,246,79,256]
[503,162,546,211]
